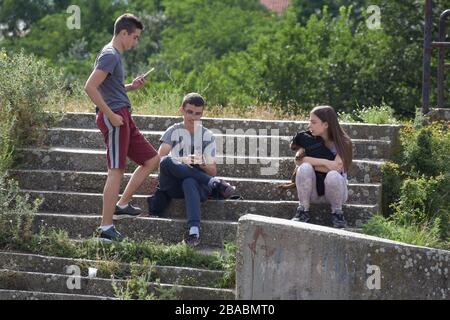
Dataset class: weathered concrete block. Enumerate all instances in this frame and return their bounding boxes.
[236,215,449,300]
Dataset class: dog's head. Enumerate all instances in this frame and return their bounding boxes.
[290,132,305,151]
[290,131,310,150]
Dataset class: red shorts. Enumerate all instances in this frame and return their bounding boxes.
[96,107,158,170]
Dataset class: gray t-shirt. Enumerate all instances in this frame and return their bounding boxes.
[160,122,216,159]
[94,43,131,111]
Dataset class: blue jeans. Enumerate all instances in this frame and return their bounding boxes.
[158,156,212,229]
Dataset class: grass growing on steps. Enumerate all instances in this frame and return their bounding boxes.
[0,175,236,291]
[111,260,179,300]
[362,215,448,250]
[0,227,237,289]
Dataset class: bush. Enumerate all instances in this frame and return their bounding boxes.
[370,123,450,249]
[0,176,40,247]
[0,50,66,172]
[338,103,399,124]
[399,124,450,177]
[380,162,402,217]
[0,101,14,174]
[391,174,449,240]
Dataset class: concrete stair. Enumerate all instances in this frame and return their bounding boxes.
[0,251,233,300]
[44,128,392,160]
[4,112,400,299]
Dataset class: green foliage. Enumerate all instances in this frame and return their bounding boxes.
[0,224,238,295]
[2,1,443,118]
[391,174,449,240]
[5,226,232,272]
[0,176,40,247]
[151,0,273,89]
[196,6,397,114]
[0,50,65,169]
[291,0,367,24]
[213,242,237,289]
[363,215,446,250]
[371,123,450,249]
[381,162,403,217]
[0,101,14,174]
[112,259,178,300]
[399,124,450,177]
[0,0,72,38]
[338,103,399,124]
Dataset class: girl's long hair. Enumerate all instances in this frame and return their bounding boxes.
[311,106,353,171]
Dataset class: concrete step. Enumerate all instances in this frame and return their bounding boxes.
[0,251,226,288]
[0,269,235,300]
[0,289,114,300]
[18,147,384,183]
[26,191,376,227]
[44,128,392,160]
[55,112,401,141]
[10,170,382,205]
[32,213,237,248]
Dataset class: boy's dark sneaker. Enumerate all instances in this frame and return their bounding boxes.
[213,179,236,199]
[114,203,142,220]
[291,205,310,223]
[96,226,124,243]
[184,234,200,247]
[331,210,347,228]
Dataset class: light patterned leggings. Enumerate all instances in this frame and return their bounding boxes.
[295,162,348,213]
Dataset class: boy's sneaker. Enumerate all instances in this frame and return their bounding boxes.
[114,203,142,220]
[331,210,347,228]
[213,179,236,199]
[291,205,310,223]
[184,234,201,247]
[96,226,124,243]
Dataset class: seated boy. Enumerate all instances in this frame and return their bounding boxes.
[147,93,235,247]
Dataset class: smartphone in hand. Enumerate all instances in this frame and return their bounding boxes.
[143,67,155,79]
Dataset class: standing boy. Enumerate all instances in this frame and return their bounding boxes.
[84,14,160,242]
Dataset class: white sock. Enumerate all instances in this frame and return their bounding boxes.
[100,224,113,231]
[189,226,199,237]
[117,202,128,209]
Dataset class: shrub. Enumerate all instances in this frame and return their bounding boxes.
[0,50,66,170]
[368,123,450,249]
[0,176,40,247]
[338,103,399,124]
[391,174,449,240]
[399,124,450,177]
[380,162,402,217]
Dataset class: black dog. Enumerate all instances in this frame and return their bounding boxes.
[282,131,335,196]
